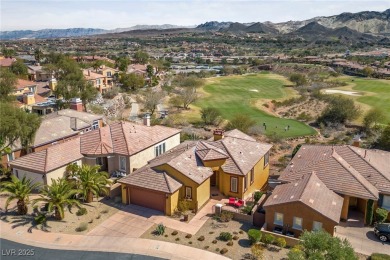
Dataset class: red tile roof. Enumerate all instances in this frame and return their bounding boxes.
[264,172,343,223]
[9,138,82,174]
[80,121,181,156]
[279,145,390,199]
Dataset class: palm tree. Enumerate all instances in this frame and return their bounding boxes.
[77,165,110,203]
[1,176,40,215]
[33,178,80,220]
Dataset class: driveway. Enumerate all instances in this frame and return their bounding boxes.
[335,211,389,256]
[88,200,218,237]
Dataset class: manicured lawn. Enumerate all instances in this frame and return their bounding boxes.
[193,73,316,138]
[326,77,390,124]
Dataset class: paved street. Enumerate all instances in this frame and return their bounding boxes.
[1,239,163,260]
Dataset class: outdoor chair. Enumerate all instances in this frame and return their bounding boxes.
[228,197,236,206]
[235,199,244,208]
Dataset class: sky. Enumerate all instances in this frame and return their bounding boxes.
[1,0,389,31]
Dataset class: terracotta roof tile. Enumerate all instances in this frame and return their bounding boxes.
[119,167,182,194]
[80,121,181,156]
[279,145,389,199]
[264,172,343,223]
[10,138,82,174]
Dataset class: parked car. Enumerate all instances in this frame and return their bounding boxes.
[374,223,390,242]
[111,171,126,178]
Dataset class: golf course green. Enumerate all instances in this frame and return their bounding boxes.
[194,73,317,138]
[326,77,390,124]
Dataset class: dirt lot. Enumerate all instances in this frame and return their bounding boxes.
[0,195,120,235]
[142,218,289,260]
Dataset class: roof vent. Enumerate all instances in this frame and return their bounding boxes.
[273,195,278,199]
[290,195,294,199]
[309,199,314,204]
[332,201,337,205]
[294,183,298,186]
[316,182,320,187]
[297,155,301,158]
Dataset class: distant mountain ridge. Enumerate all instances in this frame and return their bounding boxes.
[1,9,389,40]
[0,28,105,40]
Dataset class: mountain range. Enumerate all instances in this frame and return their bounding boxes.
[1,9,389,40]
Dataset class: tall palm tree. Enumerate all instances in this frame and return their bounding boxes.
[77,165,109,203]
[1,176,40,215]
[33,178,80,220]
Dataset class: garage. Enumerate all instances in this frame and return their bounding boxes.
[129,187,166,213]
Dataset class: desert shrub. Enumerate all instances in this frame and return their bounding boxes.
[220,211,234,222]
[251,244,264,259]
[262,234,275,246]
[88,219,94,224]
[254,191,263,203]
[171,230,178,236]
[102,87,119,99]
[248,229,262,244]
[164,234,168,237]
[155,223,165,236]
[227,241,233,246]
[220,248,228,255]
[198,236,205,241]
[275,237,287,248]
[239,230,244,234]
[100,209,109,214]
[188,241,192,244]
[242,205,253,215]
[248,125,264,136]
[209,231,214,234]
[216,248,220,252]
[96,214,101,219]
[370,253,390,260]
[185,234,192,239]
[375,208,389,223]
[204,246,209,249]
[175,238,180,241]
[76,207,88,216]
[88,104,104,114]
[212,240,218,244]
[219,232,232,241]
[233,235,239,240]
[76,222,88,232]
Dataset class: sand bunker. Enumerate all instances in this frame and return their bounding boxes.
[249,89,259,92]
[324,89,361,96]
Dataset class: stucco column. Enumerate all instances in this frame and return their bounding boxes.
[341,195,350,220]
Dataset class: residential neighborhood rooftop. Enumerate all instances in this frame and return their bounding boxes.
[279,145,390,200]
[80,121,181,156]
[264,172,344,223]
[9,138,82,174]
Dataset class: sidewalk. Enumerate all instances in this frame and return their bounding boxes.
[0,220,229,260]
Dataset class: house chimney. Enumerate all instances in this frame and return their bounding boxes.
[143,113,151,127]
[70,117,77,130]
[23,92,35,105]
[352,135,361,147]
[49,77,57,91]
[70,97,83,112]
[213,129,225,141]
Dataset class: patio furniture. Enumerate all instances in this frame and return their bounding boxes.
[229,197,236,206]
[235,199,244,208]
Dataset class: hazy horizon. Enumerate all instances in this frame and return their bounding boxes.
[1,0,389,31]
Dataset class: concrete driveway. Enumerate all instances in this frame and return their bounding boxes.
[335,212,389,256]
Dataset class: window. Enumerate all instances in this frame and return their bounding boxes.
[107,72,112,77]
[230,177,238,193]
[244,175,248,191]
[274,212,283,226]
[293,217,303,230]
[96,79,100,85]
[264,152,269,167]
[119,156,126,171]
[96,157,103,166]
[7,153,14,162]
[250,168,254,184]
[155,142,166,157]
[185,187,192,199]
[313,221,323,231]
[382,195,390,211]
[92,120,99,130]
